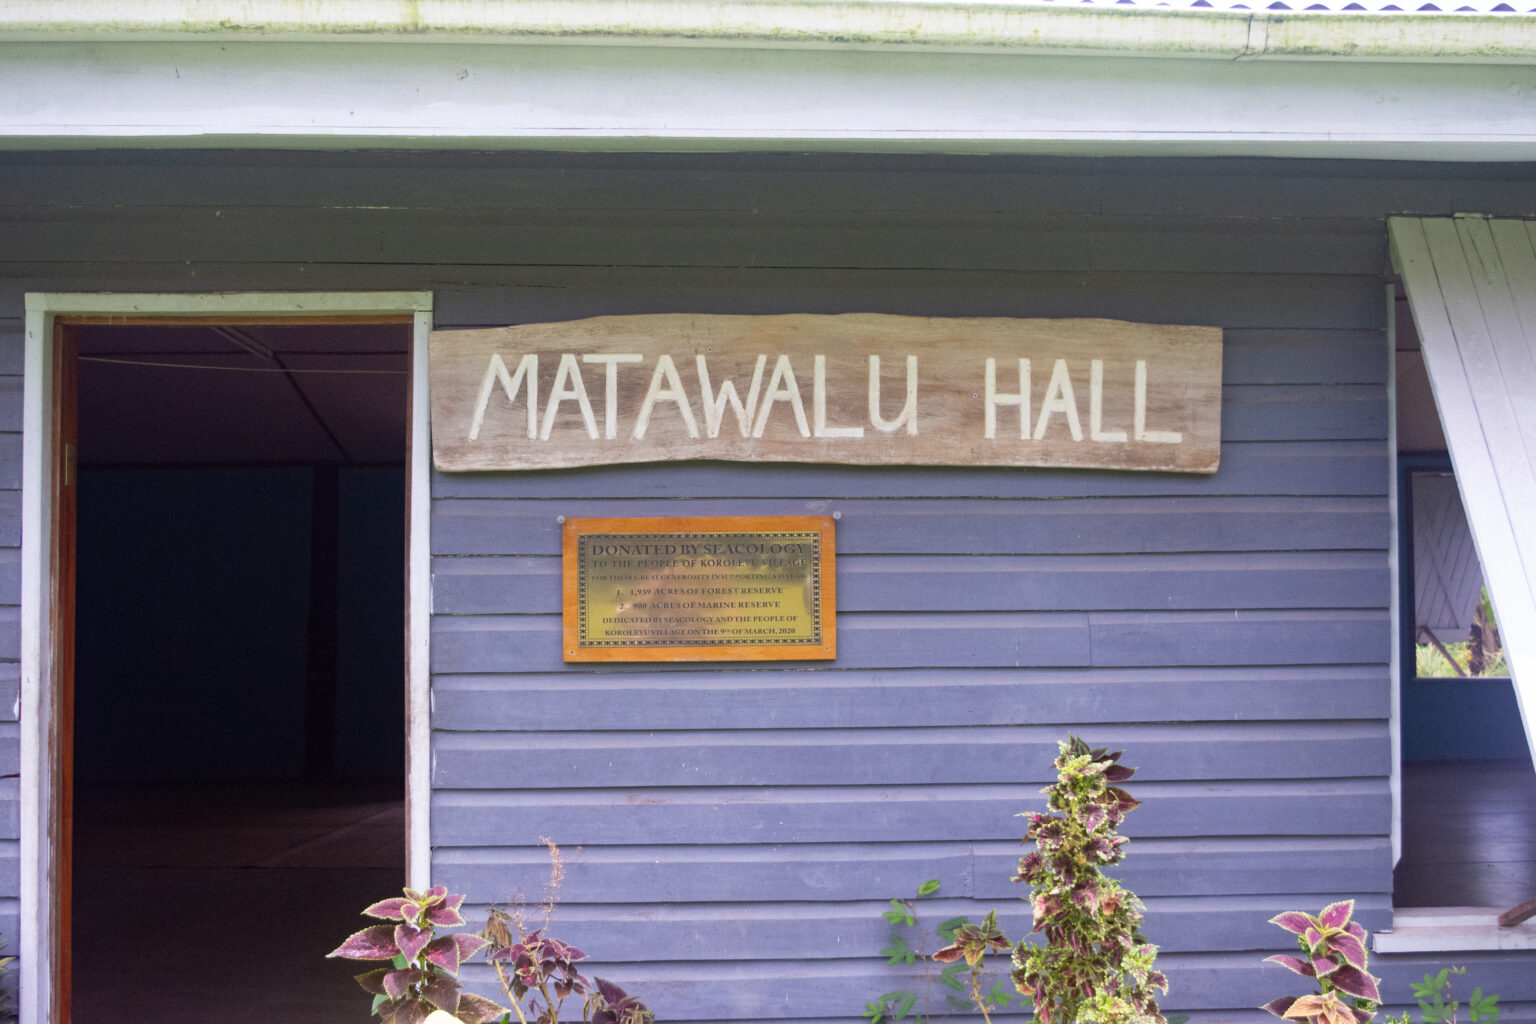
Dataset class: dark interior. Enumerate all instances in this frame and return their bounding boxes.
[70,323,411,1022]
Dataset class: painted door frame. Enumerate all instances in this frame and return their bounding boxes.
[19,291,435,1024]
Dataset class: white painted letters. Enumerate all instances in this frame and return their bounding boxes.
[1089,359,1128,443]
[752,355,811,438]
[1033,358,1083,442]
[813,355,865,438]
[697,354,766,439]
[541,353,598,441]
[984,357,1030,440]
[434,314,1221,474]
[869,355,918,435]
[634,354,701,440]
[1134,360,1183,444]
[469,352,538,441]
[583,353,643,439]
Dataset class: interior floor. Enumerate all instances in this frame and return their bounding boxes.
[72,780,405,1024]
[1395,758,1536,910]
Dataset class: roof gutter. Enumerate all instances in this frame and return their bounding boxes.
[1,0,1534,61]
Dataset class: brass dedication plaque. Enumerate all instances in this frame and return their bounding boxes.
[562,516,836,662]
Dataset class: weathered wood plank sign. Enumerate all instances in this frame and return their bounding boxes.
[563,516,836,662]
[431,314,1222,473]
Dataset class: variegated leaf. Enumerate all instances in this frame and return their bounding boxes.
[355,968,391,995]
[421,973,460,1013]
[423,935,463,975]
[1269,912,1316,935]
[423,892,467,927]
[1328,964,1381,1003]
[396,923,432,962]
[384,967,424,1001]
[365,898,414,921]
[1318,900,1354,930]
[329,925,400,960]
[1263,954,1317,978]
[1327,930,1368,970]
[1284,993,1334,1021]
[452,932,488,962]
[395,998,432,1024]
[457,991,513,1024]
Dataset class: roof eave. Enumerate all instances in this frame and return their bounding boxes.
[1,0,1534,63]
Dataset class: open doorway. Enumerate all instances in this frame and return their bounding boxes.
[1392,288,1536,915]
[66,322,412,1022]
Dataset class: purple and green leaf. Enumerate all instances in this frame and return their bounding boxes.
[328,925,400,961]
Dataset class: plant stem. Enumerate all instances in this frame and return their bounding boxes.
[966,974,994,1024]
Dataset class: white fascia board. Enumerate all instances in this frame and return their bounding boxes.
[2,1,1535,62]
[3,39,1536,158]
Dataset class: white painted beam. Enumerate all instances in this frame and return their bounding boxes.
[1389,216,1536,770]
[1,0,1533,57]
[3,40,1536,157]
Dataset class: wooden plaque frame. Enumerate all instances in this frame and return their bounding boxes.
[562,515,836,662]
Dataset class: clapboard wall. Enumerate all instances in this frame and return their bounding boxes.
[3,152,1536,1021]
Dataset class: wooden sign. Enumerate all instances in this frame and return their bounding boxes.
[562,516,835,663]
[431,313,1222,473]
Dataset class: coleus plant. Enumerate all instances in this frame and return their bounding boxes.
[933,909,1017,1024]
[482,908,654,1024]
[1010,737,1169,1024]
[869,879,1017,1024]
[1262,900,1383,1024]
[328,885,510,1024]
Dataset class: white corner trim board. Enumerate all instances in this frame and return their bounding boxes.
[19,291,435,1024]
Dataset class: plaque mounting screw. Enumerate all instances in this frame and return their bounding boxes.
[832,511,841,520]
[557,515,566,524]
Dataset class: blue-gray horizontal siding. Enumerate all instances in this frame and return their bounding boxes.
[7,152,1536,1023]
[431,722,1392,787]
[432,666,1388,729]
[431,779,1391,846]
[436,835,1392,902]
[431,610,1389,672]
[432,496,1389,555]
[430,442,1390,498]
[418,178,1397,1022]
[435,552,1390,613]
[445,895,1400,967]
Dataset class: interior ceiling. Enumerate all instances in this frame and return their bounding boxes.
[76,323,411,465]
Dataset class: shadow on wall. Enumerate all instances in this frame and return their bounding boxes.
[74,465,405,781]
